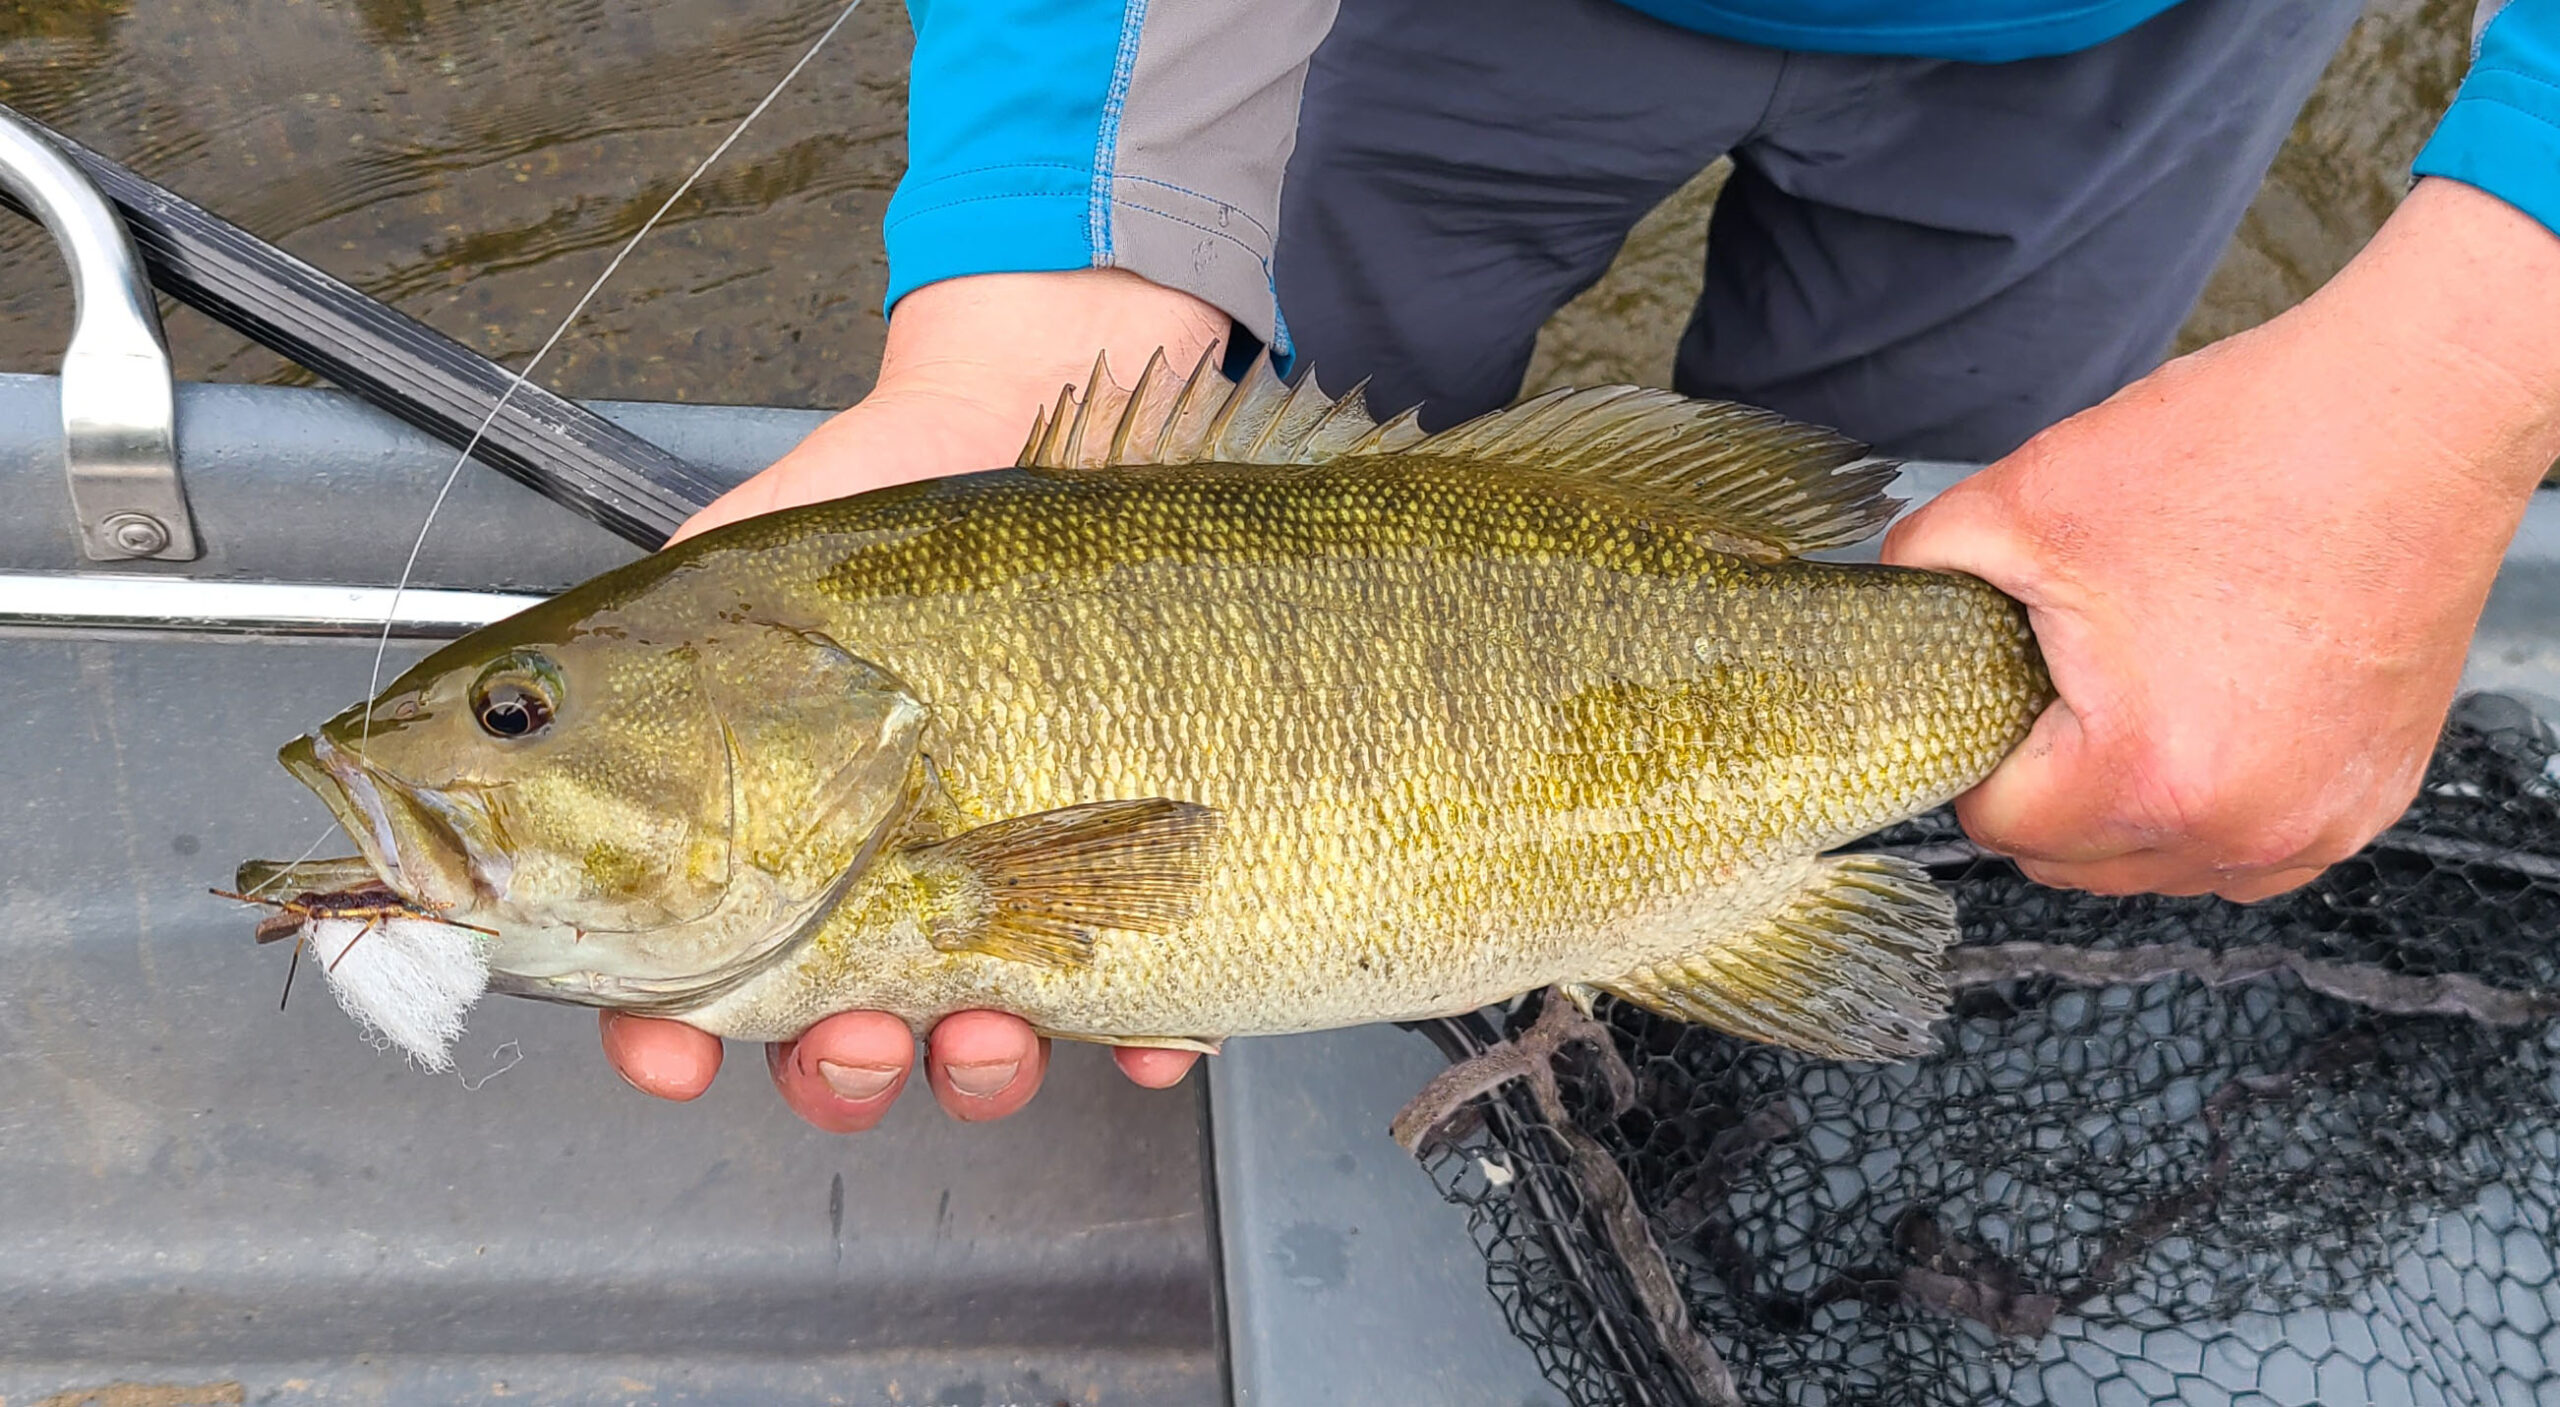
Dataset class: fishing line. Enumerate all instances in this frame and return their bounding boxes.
[459,1039,525,1091]
[247,0,864,908]
[242,829,339,902]
[364,0,868,718]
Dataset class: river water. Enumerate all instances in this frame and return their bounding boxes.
[0,0,2474,417]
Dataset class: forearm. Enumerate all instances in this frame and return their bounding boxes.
[2311,177,2560,503]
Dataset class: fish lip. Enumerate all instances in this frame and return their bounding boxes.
[403,782,517,901]
[281,732,409,892]
[277,732,505,910]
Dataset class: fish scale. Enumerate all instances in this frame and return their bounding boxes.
[253,362,2049,1064]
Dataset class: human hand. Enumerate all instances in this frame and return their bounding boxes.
[1884,178,2560,901]
[606,269,1228,1127]
[670,269,1231,543]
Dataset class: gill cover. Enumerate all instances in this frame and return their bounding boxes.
[495,620,930,1009]
[702,621,929,898]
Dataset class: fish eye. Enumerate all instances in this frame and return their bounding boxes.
[470,653,561,741]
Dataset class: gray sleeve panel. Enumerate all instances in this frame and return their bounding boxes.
[1102,0,1343,353]
[2476,0,2513,55]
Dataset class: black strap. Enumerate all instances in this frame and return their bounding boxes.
[0,100,725,548]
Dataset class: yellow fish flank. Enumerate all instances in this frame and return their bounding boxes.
[251,355,2050,1063]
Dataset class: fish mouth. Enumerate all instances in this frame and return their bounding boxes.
[278,731,489,911]
[280,732,401,887]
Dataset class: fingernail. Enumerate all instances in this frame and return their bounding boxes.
[945,1059,1020,1098]
[816,1060,900,1102]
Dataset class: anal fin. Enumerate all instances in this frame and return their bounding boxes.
[1596,854,1955,1062]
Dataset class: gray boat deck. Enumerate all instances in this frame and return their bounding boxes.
[0,374,2549,1404]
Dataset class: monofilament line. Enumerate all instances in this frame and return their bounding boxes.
[252,0,863,905]
[361,0,867,719]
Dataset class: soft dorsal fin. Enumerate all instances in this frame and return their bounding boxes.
[1405,386,1899,557]
[1016,350,1900,560]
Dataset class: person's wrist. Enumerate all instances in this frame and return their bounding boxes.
[2309,179,2560,504]
[877,269,1229,421]
[664,270,1229,543]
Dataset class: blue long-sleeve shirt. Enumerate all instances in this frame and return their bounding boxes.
[2414,1,2560,238]
[886,0,2560,352]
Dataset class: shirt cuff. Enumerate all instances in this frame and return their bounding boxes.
[881,164,1099,313]
[880,164,1289,354]
[2413,7,2560,240]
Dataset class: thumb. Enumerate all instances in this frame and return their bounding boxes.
[1955,696,2142,866]
[665,384,1023,547]
[1878,473,2034,587]
[1876,485,1961,571]
[668,471,792,546]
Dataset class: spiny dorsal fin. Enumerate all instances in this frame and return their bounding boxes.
[1015,351,1898,559]
[1017,347,1427,471]
[1595,853,1954,1062]
[912,798,1223,968]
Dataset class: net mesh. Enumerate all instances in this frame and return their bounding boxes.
[1411,691,2560,1407]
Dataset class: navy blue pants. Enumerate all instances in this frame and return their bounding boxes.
[1272,0,2363,459]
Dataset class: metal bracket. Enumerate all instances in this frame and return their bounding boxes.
[0,108,195,562]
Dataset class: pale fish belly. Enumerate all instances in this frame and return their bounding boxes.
[972,852,1834,1041]
[682,836,1837,1046]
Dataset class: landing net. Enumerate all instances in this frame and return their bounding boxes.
[1412,691,2560,1407]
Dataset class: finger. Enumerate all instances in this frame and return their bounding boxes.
[925,1010,1050,1122]
[599,1010,723,1102]
[2014,849,2223,898]
[766,1010,919,1134]
[667,475,787,546]
[2012,835,2324,897]
[1113,1046,1202,1088]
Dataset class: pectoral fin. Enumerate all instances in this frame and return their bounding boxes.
[915,799,1223,968]
[1596,854,1955,1062]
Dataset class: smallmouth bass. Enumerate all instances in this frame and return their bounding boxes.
[243,353,2049,1067]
